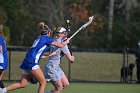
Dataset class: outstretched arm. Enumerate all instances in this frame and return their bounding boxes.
[0,45,2,52]
[51,38,69,48]
[41,52,56,59]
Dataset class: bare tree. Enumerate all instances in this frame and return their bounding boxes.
[0,7,7,24]
[26,0,65,27]
[108,0,114,47]
[118,0,137,9]
[107,0,138,47]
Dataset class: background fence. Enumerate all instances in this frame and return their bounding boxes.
[3,46,137,83]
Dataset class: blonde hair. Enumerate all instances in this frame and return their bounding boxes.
[56,27,62,32]
[37,22,45,30]
[37,22,49,35]
[52,27,63,38]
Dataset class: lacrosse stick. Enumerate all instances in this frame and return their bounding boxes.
[69,16,94,40]
[55,16,94,52]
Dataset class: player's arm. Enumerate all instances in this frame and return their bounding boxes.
[41,52,50,59]
[61,44,74,62]
[0,45,2,53]
[65,52,74,62]
[51,38,69,48]
[41,52,56,59]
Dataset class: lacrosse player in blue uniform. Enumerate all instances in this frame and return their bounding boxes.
[0,22,69,93]
[0,25,8,88]
[44,27,74,93]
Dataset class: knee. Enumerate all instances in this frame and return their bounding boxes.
[20,85,27,88]
[63,82,69,89]
[56,85,63,92]
[43,81,47,86]
[20,82,28,88]
[39,79,46,86]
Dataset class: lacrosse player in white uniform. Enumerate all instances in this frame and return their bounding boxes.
[44,27,74,93]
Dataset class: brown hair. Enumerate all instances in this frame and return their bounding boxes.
[37,22,49,34]
[56,27,62,33]
[51,27,63,38]
[37,22,45,30]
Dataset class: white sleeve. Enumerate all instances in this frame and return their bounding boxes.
[61,44,70,54]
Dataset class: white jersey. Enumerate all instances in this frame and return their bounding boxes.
[46,38,69,65]
[44,38,70,81]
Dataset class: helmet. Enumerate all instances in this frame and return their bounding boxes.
[57,27,66,33]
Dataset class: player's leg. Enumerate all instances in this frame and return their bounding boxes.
[51,80,63,93]
[30,68,46,93]
[49,73,69,93]
[0,70,4,88]
[0,74,31,93]
[61,74,69,89]
[6,74,31,91]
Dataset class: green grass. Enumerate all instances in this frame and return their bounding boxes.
[60,52,137,81]
[3,81,140,93]
[4,52,137,82]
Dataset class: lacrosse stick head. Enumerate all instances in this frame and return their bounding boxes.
[89,16,94,23]
[82,16,94,28]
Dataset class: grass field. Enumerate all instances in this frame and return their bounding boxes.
[3,81,140,93]
[4,52,137,82]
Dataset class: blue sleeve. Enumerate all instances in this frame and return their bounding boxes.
[0,37,3,45]
[45,36,54,44]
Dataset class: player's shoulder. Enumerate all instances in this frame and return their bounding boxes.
[56,38,62,43]
[0,36,4,42]
[0,35,3,40]
[40,35,54,43]
[41,35,51,39]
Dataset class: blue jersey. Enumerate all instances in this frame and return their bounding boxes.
[0,35,8,70]
[20,35,54,70]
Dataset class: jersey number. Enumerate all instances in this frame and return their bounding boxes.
[31,39,40,48]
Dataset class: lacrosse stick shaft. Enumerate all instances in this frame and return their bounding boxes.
[69,16,94,40]
[55,16,94,53]
[69,27,83,40]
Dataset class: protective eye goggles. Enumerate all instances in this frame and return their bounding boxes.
[41,28,52,35]
[57,31,67,34]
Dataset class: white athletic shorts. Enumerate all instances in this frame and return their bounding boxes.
[44,64,64,81]
[21,65,40,75]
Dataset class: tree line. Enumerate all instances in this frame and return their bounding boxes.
[0,0,140,48]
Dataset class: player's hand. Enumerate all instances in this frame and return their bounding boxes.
[66,38,70,44]
[70,55,75,62]
[0,45,2,53]
[49,52,56,56]
[51,52,56,56]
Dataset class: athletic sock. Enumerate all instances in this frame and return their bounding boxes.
[0,80,4,88]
